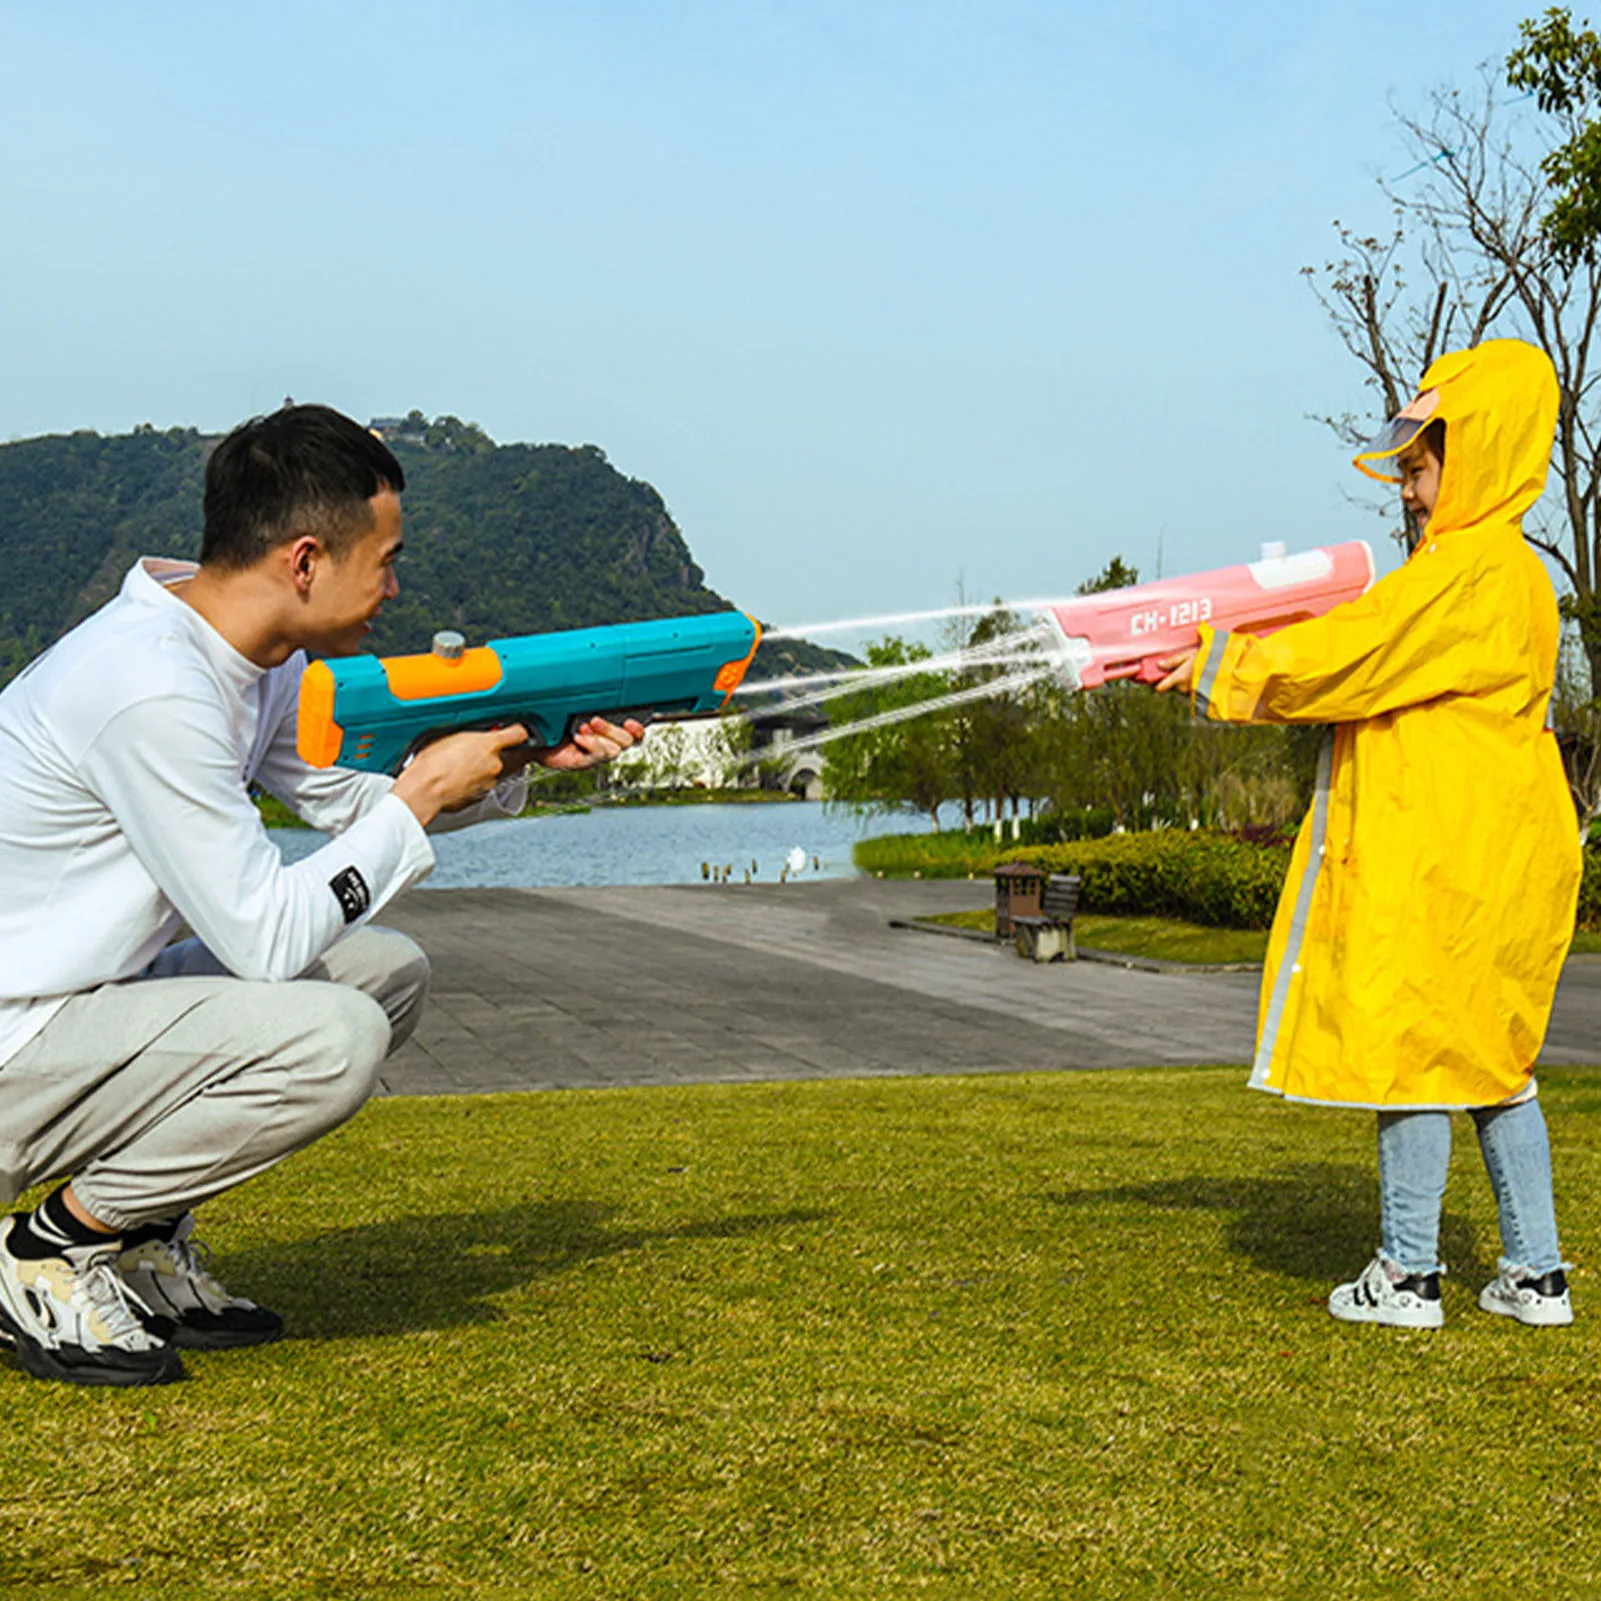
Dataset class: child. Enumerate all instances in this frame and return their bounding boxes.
[1158,339,1581,1328]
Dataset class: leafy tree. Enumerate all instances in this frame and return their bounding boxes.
[707,715,755,789]
[1079,555,1140,595]
[1304,24,1601,660]
[1302,12,1601,823]
[1030,554,1320,832]
[639,722,691,791]
[824,638,954,829]
[1509,8,1601,264]
[937,605,1019,826]
[0,427,208,667]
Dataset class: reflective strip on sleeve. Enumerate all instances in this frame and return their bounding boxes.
[1249,729,1334,1091]
[1195,630,1230,717]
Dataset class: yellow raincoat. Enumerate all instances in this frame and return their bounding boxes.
[1191,339,1580,1108]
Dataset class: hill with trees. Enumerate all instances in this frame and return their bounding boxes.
[0,411,847,685]
[0,424,207,681]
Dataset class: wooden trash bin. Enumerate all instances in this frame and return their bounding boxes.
[992,861,1045,940]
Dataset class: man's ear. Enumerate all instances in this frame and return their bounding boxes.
[285,534,323,597]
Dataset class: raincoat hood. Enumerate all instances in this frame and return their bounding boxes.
[1409,339,1558,538]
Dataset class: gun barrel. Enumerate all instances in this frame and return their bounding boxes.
[297,610,763,773]
[1042,542,1374,690]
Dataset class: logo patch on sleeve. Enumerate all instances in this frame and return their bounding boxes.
[329,866,371,924]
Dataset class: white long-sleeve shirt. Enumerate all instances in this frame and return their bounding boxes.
[0,558,448,1066]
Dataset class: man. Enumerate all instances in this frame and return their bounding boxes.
[0,404,642,1386]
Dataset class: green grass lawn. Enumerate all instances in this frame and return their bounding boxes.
[6,1068,1601,1599]
[924,908,1271,965]
[927,911,1601,966]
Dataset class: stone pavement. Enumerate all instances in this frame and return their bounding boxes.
[374,879,1601,1095]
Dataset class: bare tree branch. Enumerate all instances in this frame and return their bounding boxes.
[1306,59,1601,822]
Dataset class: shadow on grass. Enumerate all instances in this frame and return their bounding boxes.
[221,1200,827,1340]
[1044,1161,1492,1282]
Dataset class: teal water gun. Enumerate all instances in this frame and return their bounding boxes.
[297,611,762,774]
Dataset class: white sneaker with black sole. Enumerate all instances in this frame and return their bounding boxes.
[0,1216,183,1386]
[118,1214,283,1350]
[1328,1253,1444,1329]
[1478,1265,1573,1327]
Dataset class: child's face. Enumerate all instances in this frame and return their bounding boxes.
[1397,440,1441,532]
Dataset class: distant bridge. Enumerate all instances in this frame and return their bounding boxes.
[749,710,826,801]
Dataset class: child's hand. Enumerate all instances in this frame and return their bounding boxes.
[1154,649,1198,694]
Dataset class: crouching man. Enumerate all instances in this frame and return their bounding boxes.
[0,404,642,1385]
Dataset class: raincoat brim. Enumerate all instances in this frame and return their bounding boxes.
[1352,414,1430,484]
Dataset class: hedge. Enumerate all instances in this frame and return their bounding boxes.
[1002,832,1292,930]
[857,827,1601,933]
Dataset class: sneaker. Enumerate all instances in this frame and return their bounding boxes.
[118,1214,283,1351]
[1328,1253,1444,1329]
[0,1217,183,1387]
[1478,1265,1573,1327]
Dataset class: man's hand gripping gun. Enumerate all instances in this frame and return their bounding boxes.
[1038,542,1374,691]
[296,611,762,773]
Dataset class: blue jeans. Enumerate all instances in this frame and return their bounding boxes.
[1377,1099,1564,1277]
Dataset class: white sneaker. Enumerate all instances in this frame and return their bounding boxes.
[0,1217,183,1386]
[1328,1253,1444,1329]
[1478,1266,1573,1327]
[118,1214,283,1351]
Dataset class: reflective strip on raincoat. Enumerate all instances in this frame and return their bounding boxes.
[1191,339,1580,1109]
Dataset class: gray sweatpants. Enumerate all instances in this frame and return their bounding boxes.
[0,927,429,1230]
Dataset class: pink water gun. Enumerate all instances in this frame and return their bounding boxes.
[1040,542,1375,690]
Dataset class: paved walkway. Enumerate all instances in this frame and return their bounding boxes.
[374,880,1601,1095]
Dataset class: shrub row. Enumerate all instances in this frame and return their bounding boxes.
[854,828,1291,927]
[1003,832,1293,930]
[852,830,1014,879]
[1582,850,1601,933]
[859,826,1601,933]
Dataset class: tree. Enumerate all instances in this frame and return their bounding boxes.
[824,638,954,829]
[1303,16,1601,825]
[1303,37,1601,611]
[1508,8,1601,264]
[1080,555,1140,594]
[951,604,1036,825]
[707,715,754,790]
[1300,77,1557,554]
[817,557,1319,834]
[1031,555,1321,832]
[640,722,690,791]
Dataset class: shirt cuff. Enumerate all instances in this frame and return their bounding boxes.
[423,772,530,835]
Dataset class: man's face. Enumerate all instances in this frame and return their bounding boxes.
[1397,440,1442,533]
[306,488,403,656]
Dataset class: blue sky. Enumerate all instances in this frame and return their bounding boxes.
[0,1,1543,639]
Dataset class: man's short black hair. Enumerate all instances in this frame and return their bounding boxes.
[202,404,406,570]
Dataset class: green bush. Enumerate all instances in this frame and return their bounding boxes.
[860,825,1601,935]
[252,790,307,829]
[1581,848,1601,932]
[855,827,1291,926]
[1004,831,1293,930]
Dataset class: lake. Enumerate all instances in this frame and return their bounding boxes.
[269,800,947,889]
